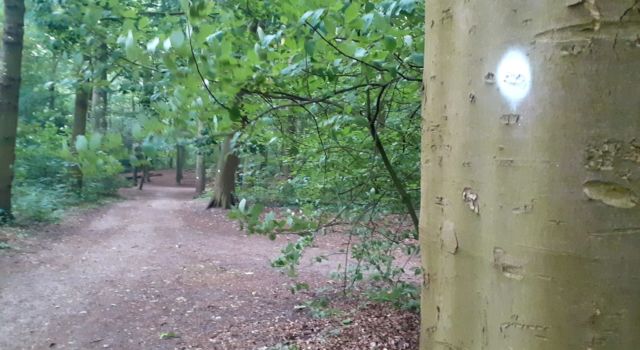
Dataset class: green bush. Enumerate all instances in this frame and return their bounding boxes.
[10,123,127,222]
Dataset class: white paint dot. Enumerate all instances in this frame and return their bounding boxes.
[496,50,531,109]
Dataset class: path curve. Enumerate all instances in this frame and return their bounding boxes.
[0,178,337,349]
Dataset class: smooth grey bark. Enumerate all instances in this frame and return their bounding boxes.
[420,1,640,349]
[207,134,239,209]
[0,0,25,220]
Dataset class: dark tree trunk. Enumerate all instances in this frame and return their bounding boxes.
[48,58,58,111]
[71,83,90,192]
[195,153,206,195]
[0,0,25,221]
[176,144,185,185]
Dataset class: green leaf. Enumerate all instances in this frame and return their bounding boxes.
[159,332,179,340]
[163,38,172,51]
[383,35,397,51]
[124,30,136,56]
[238,198,247,212]
[304,40,316,56]
[170,31,185,48]
[147,37,160,53]
[354,47,368,58]
[75,135,88,152]
[88,133,102,150]
[405,52,424,67]
[344,3,359,23]
[398,0,418,13]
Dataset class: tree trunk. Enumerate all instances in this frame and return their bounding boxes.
[195,152,206,194]
[195,123,206,195]
[71,83,89,192]
[0,0,25,221]
[207,134,239,209]
[176,144,185,185]
[420,2,640,349]
[132,143,145,188]
[48,58,58,111]
[91,78,108,132]
[281,116,297,178]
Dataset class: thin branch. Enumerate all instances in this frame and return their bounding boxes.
[117,57,160,72]
[186,23,231,111]
[305,21,384,73]
[367,84,419,237]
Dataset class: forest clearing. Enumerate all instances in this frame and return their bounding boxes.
[2,0,640,349]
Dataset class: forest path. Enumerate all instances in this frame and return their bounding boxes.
[0,173,338,350]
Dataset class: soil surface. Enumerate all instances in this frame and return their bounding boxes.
[0,171,419,350]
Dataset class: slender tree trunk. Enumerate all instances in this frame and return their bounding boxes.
[207,134,239,209]
[420,2,640,349]
[0,0,25,221]
[195,152,206,194]
[176,144,185,185]
[71,83,89,192]
[132,143,144,188]
[281,117,297,178]
[92,44,109,133]
[72,87,89,144]
[48,58,58,111]
[91,80,108,132]
[195,123,206,195]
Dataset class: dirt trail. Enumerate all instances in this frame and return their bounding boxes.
[0,174,339,350]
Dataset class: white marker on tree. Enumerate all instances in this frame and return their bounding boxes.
[496,50,531,110]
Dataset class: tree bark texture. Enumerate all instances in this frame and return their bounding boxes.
[420,1,640,349]
[195,152,206,195]
[207,134,239,209]
[176,144,185,185]
[0,0,25,219]
[91,60,108,133]
[72,86,89,143]
[71,84,89,192]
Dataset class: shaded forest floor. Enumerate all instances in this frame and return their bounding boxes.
[0,171,418,350]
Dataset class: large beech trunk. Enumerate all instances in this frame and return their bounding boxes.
[207,134,239,209]
[420,1,640,349]
[0,0,25,220]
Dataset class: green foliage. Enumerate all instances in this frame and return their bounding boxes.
[229,200,317,239]
[295,297,342,319]
[271,235,315,277]
[16,0,424,311]
[11,123,126,222]
[367,281,421,312]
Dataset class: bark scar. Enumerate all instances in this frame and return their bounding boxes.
[567,0,602,30]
